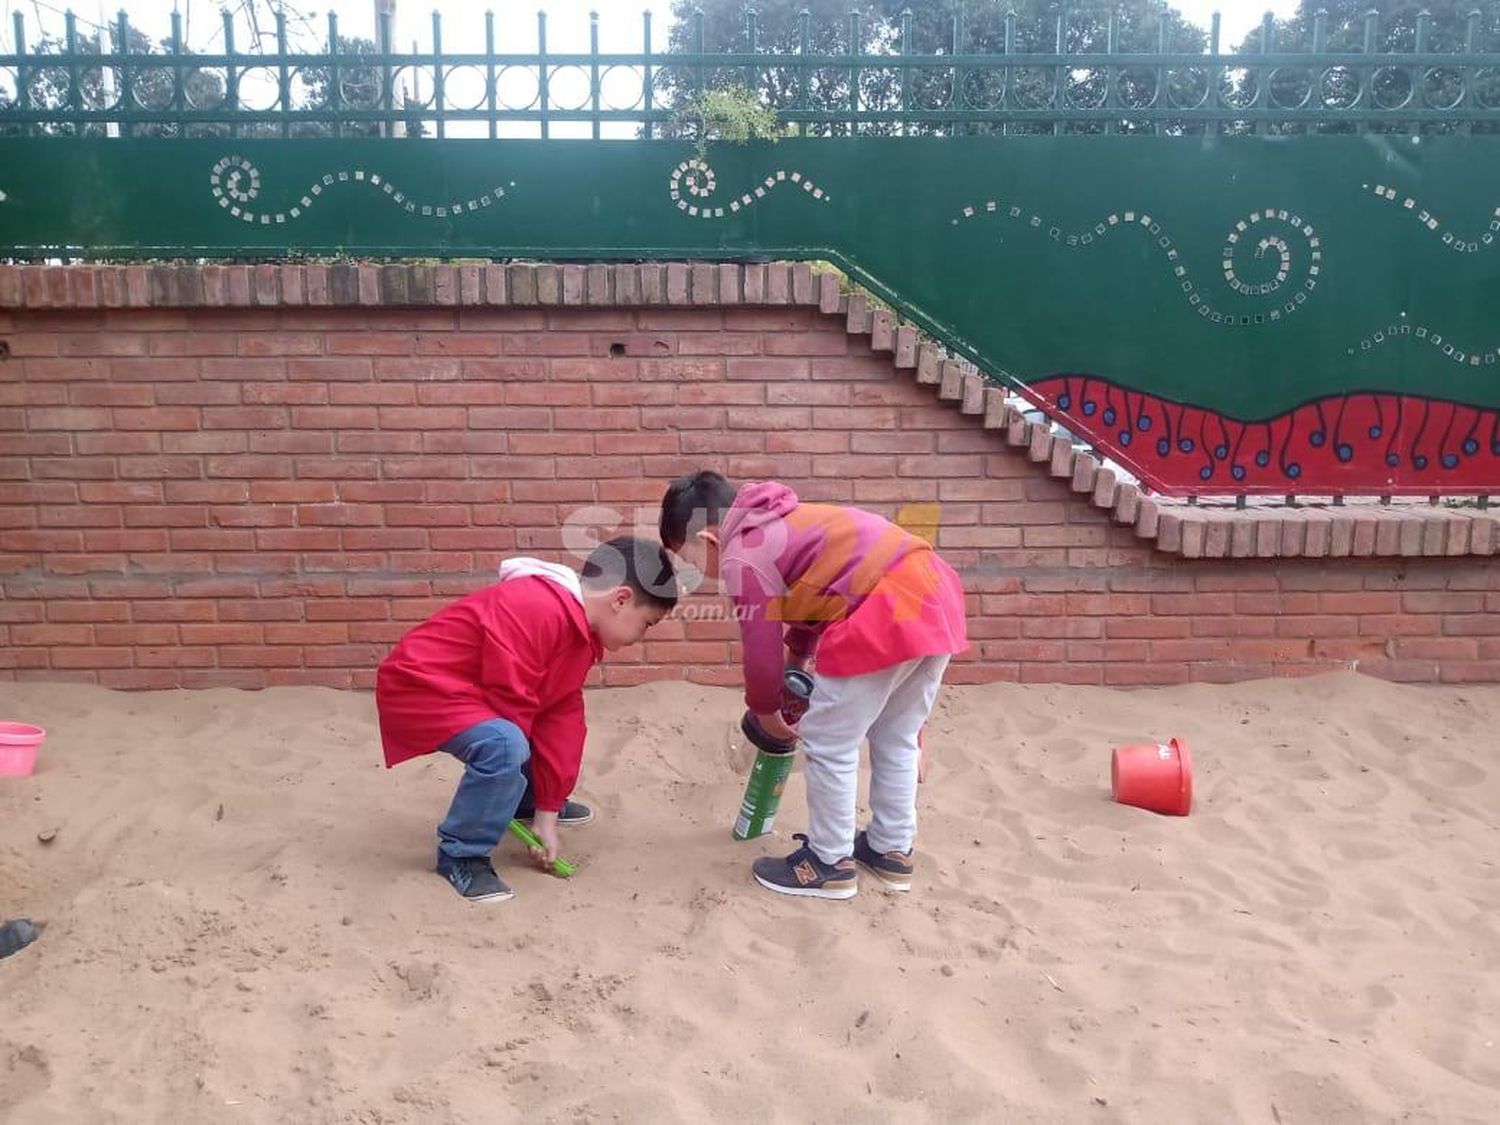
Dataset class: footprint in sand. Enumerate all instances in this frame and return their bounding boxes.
[1364,982,1398,1010]
[1322,837,1400,864]
[1416,985,1500,1089]
[1409,755,1487,790]
[1358,714,1425,758]
[1269,1069,1366,1119]
[1011,708,1061,740]
[388,960,446,1003]
[0,1043,51,1115]
[1260,863,1334,911]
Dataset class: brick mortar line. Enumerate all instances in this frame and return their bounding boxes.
[4,261,1497,559]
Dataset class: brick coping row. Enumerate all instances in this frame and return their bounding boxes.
[3,260,1496,560]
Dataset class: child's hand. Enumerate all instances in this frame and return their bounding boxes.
[755,710,798,744]
[528,810,560,870]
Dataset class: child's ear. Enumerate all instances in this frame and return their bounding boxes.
[695,528,719,548]
[610,585,634,610]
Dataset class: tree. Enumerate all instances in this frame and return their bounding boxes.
[218,0,326,56]
[0,27,228,138]
[0,22,427,140]
[218,3,420,138]
[296,35,390,138]
[660,0,1209,135]
[657,1,887,136]
[874,0,1211,134]
[1236,1,1500,135]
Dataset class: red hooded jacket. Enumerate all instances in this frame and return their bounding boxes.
[375,562,602,813]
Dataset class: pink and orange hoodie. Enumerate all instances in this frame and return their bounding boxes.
[718,482,968,714]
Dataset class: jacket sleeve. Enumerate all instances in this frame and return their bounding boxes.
[527,688,586,812]
[784,624,819,662]
[729,562,787,716]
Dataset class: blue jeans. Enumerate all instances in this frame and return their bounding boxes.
[436,719,531,860]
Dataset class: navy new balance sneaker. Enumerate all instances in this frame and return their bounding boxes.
[435,853,514,903]
[751,834,858,900]
[0,918,43,960]
[514,799,594,827]
[853,830,914,893]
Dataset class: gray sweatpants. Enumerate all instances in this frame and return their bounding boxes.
[797,654,951,864]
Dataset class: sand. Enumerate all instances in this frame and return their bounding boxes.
[1,672,1498,1124]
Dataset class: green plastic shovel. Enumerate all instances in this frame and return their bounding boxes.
[507,819,578,878]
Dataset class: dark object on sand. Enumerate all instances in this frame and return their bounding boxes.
[0,918,43,959]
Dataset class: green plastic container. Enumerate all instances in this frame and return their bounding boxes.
[733,744,796,841]
[731,670,814,840]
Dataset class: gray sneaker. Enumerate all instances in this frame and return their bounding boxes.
[751,834,858,900]
[515,799,594,826]
[853,830,914,892]
[435,854,514,903]
[0,919,43,959]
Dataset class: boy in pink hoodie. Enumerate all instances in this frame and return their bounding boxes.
[660,471,968,899]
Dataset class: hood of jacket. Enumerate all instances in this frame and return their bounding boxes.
[497,557,584,605]
[719,481,799,549]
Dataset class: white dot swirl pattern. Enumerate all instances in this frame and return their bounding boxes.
[209,155,513,225]
[668,158,831,219]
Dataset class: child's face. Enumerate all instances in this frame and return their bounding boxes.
[593,588,670,651]
[673,528,722,587]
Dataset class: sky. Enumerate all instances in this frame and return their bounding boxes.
[3,0,1302,58]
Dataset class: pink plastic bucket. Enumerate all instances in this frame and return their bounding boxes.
[0,722,46,777]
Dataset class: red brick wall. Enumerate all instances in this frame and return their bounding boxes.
[3,301,1498,689]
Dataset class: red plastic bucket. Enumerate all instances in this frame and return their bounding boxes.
[0,722,46,778]
[1111,738,1192,816]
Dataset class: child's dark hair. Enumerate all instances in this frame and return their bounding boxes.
[659,470,738,552]
[580,536,679,611]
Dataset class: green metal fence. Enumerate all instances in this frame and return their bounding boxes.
[2,7,1500,137]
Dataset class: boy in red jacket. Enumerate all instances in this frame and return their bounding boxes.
[661,472,967,900]
[377,537,678,903]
